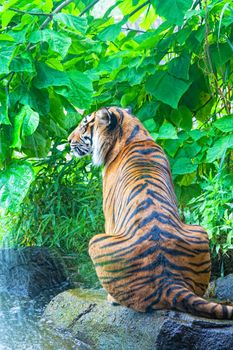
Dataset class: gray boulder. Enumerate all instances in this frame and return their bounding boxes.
[216,274,233,301]
[43,289,233,350]
[0,247,71,297]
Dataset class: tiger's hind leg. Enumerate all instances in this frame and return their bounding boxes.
[88,233,131,303]
[88,232,128,264]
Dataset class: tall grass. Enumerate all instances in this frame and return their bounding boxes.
[8,141,104,287]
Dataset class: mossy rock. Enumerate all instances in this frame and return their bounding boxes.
[43,288,233,350]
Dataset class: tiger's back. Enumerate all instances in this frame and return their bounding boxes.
[89,139,211,312]
[69,106,233,319]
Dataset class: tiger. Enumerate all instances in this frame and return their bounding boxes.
[68,106,233,319]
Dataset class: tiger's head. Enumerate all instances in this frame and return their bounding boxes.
[68,106,151,166]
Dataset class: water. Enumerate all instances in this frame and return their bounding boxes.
[0,244,87,349]
[0,291,81,350]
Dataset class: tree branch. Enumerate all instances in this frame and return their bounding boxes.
[128,0,151,18]
[122,27,146,33]
[79,0,99,17]
[40,0,74,30]
[39,0,99,30]
[10,8,50,16]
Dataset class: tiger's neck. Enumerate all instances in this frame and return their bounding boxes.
[102,137,179,235]
[104,123,153,168]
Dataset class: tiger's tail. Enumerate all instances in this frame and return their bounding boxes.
[169,285,233,319]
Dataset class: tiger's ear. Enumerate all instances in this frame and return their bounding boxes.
[96,108,118,131]
[96,108,111,125]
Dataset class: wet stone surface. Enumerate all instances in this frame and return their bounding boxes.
[43,288,233,350]
[0,247,71,297]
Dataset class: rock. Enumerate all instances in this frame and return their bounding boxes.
[0,247,71,297]
[43,289,233,350]
[215,274,233,301]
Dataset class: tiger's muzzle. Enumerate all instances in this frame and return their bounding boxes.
[70,141,91,158]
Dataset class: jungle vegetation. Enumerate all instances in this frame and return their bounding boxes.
[0,0,232,283]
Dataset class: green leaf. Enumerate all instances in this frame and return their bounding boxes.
[64,111,82,129]
[168,54,191,80]
[22,132,51,158]
[98,56,123,73]
[164,139,183,157]
[22,105,39,137]
[33,62,70,89]
[29,29,72,58]
[54,13,87,34]
[11,105,39,149]
[98,23,121,41]
[137,102,160,121]
[0,33,15,41]
[170,105,192,130]
[0,161,35,212]
[135,22,170,50]
[158,122,178,139]
[120,88,138,107]
[209,43,233,68]
[41,0,53,12]
[55,71,93,110]
[180,105,193,131]
[143,118,157,132]
[0,128,10,165]
[152,0,193,25]
[116,66,146,86]
[11,108,25,149]
[206,135,233,163]
[0,90,11,125]
[188,129,206,141]
[179,172,196,186]
[8,27,27,44]
[10,57,34,73]
[3,0,19,11]
[172,157,198,175]
[24,87,50,116]
[170,109,182,127]
[140,6,157,30]
[176,26,192,45]
[50,95,82,130]
[214,115,233,133]
[98,18,127,41]
[183,142,202,158]
[146,71,191,109]
[0,43,16,74]
[1,10,15,28]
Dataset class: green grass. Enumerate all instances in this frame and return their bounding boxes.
[6,142,104,287]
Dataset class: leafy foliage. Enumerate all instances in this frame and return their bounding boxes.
[5,143,103,286]
[0,0,233,267]
[184,163,233,258]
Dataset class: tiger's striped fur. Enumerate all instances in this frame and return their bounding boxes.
[68,106,233,319]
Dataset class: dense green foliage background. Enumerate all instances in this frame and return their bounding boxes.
[0,0,233,280]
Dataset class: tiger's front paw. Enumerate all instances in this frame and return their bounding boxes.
[107,293,120,306]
